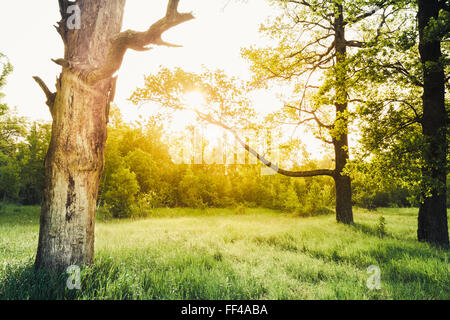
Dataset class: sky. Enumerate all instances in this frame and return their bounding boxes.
[0,0,281,121]
[0,0,329,161]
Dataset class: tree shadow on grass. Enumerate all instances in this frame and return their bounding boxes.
[0,264,75,300]
[297,226,449,298]
[365,242,449,298]
[350,222,390,238]
[0,257,137,300]
[0,252,267,300]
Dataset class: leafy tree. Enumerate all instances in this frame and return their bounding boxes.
[178,168,204,208]
[0,54,24,158]
[416,0,449,246]
[99,108,176,215]
[282,182,300,212]
[0,53,13,92]
[16,122,51,205]
[241,0,406,223]
[97,107,340,213]
[348,161,410,209]
[0,157,20,203]
[103,166,140,218]
[352,0,449,245]
[0,53,25,204]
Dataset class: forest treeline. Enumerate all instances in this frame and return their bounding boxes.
[0,103,421,218]
[1,0,449,256]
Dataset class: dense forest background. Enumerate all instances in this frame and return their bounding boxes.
[0,101,437,219]
[0,0,448,226]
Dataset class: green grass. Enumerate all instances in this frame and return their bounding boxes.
[0,205,448,300]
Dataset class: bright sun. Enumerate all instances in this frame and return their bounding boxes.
[183,91,206,111]
[179,91,226,143]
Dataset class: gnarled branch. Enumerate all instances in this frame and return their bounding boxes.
[58,0,71,18]
[195,112,335,178]
[345,40,366,48]
[32,76,56,117]
[344,8,378,25]
[52,58,71,68]
[284,104,334,129]
[80,0,194,85]
[55,0,74,43]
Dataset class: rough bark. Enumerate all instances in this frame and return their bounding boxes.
[417,0,449,247]
[35,0,125,272]
[34,0,193,271]
[332,2,353,224]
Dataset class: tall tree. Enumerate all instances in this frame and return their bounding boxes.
[241,0,403,224]
[355,0,449,246]
[33,0,194,271]
[416,0,449,246]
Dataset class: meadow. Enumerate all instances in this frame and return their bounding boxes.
[0,205,448,300]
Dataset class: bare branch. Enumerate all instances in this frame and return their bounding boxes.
[385,62,424,87]
[288,0,334,21]
[79,0,194,84]
[55,0,74,43]
[52,58,70,68]
[293,18,334,32]
[285,104,334,129]
[195,111,335,178]
[32,76,56,116]
[345,40,366,48]
[344,8,378,25]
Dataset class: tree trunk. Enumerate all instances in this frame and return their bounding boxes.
[417,0,449,247]
[35,0,126,271]
[334,139,353,224]
[333,2,353,224]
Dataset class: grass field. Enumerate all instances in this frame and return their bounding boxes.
[0,205,448,300]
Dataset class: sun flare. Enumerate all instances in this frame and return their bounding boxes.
[183,91,206,111]
[181,91,226,144]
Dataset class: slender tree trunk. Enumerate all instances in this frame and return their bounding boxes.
[334,138,353,224]
[332,2,353,224]
[35,0,126,271]
[417,0,449,247]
